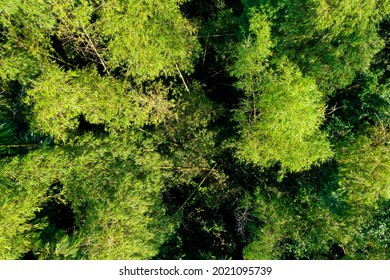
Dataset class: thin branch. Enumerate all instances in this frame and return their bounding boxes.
[198,33,236,38]
[81,26,110,75]
[326,102,344,115]
[337,83,360,95]
[159,166,217,172]
[201,69,224,82]
[253,91,257,119]
[214,82,236,87]
[175,64,190,93]
[202,34,209,69]
[0,144,39,148]
[47,53,78,69]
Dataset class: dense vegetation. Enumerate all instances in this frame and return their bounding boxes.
[1,0,389,260]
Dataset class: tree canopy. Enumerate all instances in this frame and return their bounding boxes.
[1,0,389,260]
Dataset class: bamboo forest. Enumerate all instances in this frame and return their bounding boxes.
[0,0,389,260]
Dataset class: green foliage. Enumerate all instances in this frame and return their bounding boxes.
[231,7,273,82]
[342,73,390,127]
[278,0,389,91]
[1,0,199,82]
[243,186,345,260]
[200,7,239,71]
[241,0,389,92]
[0,0,55,84]
[241,158,387,260]
[233,58,333,174]
[0,152,58,259]
[348,199,390,259]
[231,7,333,174]
[25,66,174,142]
[0,132,173,260]
[156,82,221,183]
[58,133,173,259]
[1,0,389,261]
[96,0,200,80]
[337,126,390,207]
[243,180,390,260]
[50,0,99,67]
[0,182,46,259]
[0,121,52,156]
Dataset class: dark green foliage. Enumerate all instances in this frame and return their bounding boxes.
[242,160,389,260]
[351,200,390,259]
[0,121,52,156]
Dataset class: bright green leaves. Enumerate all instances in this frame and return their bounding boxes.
[51,0,102,69]
[337,127,390,207]
[0,181,45,259]
[243,188,342,260]
[1,0,389,261]
[232,8,272,81]
[25,66,174,142]
[231,6,332,174]
[233,58,333,174]
[235,1,390,258]
[0,0,200,260]
[0,151,59,259]
[1,0,199,82]
[0,0,55,84]
[275,0,389,91]
[0,132,173,259]
[0,0,55,56]
[96,0,199,80]
[242,172,390,260]
[240,0,389,91]
[58,133,173,259]
[311,0,389,38]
